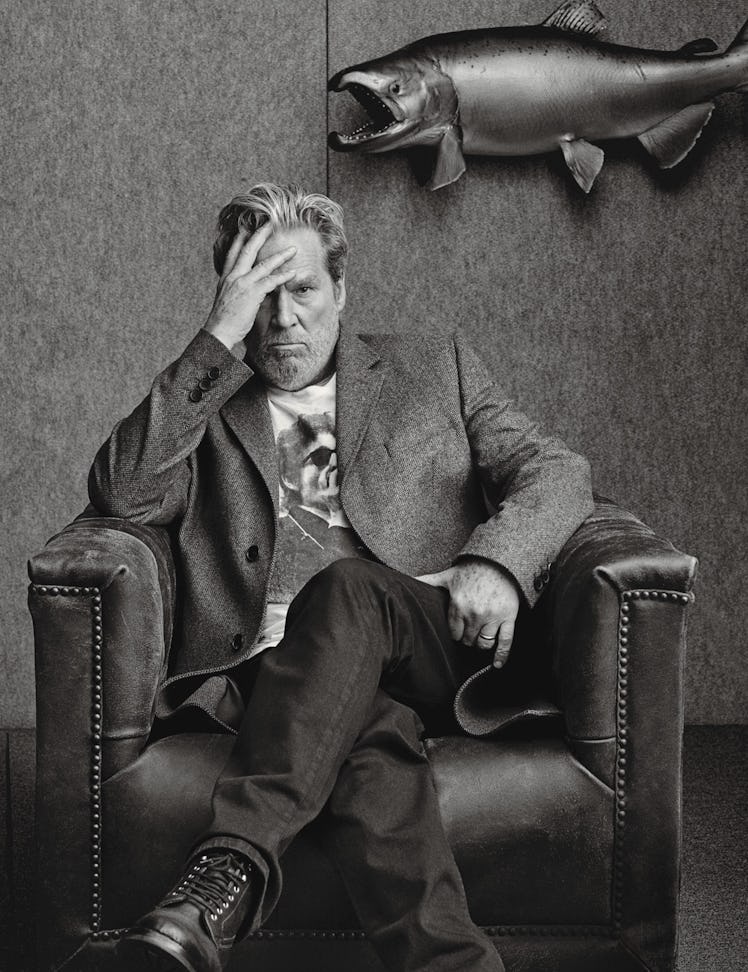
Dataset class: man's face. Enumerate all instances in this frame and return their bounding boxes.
[245,227,346,391]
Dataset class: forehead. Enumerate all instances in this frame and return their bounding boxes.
[257,226,329,278]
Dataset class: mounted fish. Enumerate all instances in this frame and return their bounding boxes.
[328,0,748,191]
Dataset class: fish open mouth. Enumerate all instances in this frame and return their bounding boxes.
[328,75,413,152]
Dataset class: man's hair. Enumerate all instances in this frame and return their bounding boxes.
[213,183,348,282]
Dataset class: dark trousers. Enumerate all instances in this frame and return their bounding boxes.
[196,559,505,972]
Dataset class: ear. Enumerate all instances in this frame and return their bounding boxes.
[333,275,347,313]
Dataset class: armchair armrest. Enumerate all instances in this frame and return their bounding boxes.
[547,497,697,970]
[549,497,697,784]
[28,514,175,778]
[28,514,175,956]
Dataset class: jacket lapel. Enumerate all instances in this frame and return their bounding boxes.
[336,328,386,478]
[220,373,279,513]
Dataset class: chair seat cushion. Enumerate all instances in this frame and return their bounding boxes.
[102,732,614,932]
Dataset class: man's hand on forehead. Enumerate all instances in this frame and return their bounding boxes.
[203,224,297,353]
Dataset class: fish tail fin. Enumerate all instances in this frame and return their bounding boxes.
[728,16,748,90]
[727,15,748,89]
[728,15,748,52]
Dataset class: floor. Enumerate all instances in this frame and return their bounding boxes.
[675,726,747,971]
[2,725,746,971]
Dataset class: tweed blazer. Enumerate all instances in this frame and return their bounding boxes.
[89,326,593,712]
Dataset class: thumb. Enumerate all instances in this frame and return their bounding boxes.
[416,567,454,589]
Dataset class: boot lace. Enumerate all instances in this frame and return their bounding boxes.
[170,852,250,921]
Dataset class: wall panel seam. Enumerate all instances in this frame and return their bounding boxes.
[325,0,330,194]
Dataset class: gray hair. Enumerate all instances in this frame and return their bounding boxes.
[213,183,348,282]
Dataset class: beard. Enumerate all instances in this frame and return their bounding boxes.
[253,349,308,390]
[247,322,339,391]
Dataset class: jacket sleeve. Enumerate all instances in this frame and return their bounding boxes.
[88,329,252,525]
[452,329,594,607]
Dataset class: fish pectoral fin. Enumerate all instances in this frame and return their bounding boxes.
[428,127,466,190]
[677,38,719,57]
[638,102,714,168]
[543,0,607,36]
[560,137,605,193]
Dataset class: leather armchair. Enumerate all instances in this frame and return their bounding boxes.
[28,498,697,972]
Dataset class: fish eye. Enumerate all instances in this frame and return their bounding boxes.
[390,82,402,95]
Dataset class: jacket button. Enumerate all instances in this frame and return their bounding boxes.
[198,377,212,392]
[541,568,551,585]
[231,633,243,652]
[534,575,544,593]
[188,388,203,403]
[208,367,221,380]
[245,544,259,562]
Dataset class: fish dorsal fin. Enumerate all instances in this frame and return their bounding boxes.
[428,126,466,190]
[638,102,714,168]
[559,136,605,192]
[677,38,719,57]
[543,1,607,36]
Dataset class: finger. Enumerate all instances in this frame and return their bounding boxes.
[493,620,515,669]
[257,267,297,296]
[460,614,483,647]
[252,268,298,303]
[476,621,500,651]
[447,600,464,643]
[221,230,250,279]
[232,221,274,276]
[251,246,298,281]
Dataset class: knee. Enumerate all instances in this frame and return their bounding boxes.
[312,558,390,593]
[289,560,393,618]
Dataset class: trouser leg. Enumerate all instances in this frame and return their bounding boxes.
[195,559,473,925]
[318,688,504,972]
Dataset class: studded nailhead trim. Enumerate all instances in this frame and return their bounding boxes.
[248,924,612,940]
[89,928,125,941]
[612,588,693,934]
[31,584,104,932]
[86,923,610,943]
[624,590,692,605]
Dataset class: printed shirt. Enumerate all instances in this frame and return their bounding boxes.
[252,373,371,655]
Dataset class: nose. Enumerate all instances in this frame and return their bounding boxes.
[270,286,295,329]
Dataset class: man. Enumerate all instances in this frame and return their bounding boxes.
[89,183,593,972]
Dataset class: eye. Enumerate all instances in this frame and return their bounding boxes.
[295,285,312,295]
[390,82,402,95]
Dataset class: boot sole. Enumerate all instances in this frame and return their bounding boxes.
[117,930,203,972]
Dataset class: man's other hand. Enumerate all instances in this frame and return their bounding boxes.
[417,558,520,669]
[203,224,298,353]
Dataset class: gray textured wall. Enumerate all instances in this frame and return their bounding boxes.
[2,1,746,726]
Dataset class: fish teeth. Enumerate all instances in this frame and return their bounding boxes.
[346,119,397,141]
[340,82,398,140]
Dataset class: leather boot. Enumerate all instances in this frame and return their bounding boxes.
[117,849,257,972]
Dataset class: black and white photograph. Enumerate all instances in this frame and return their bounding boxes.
[1,2,746,970]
